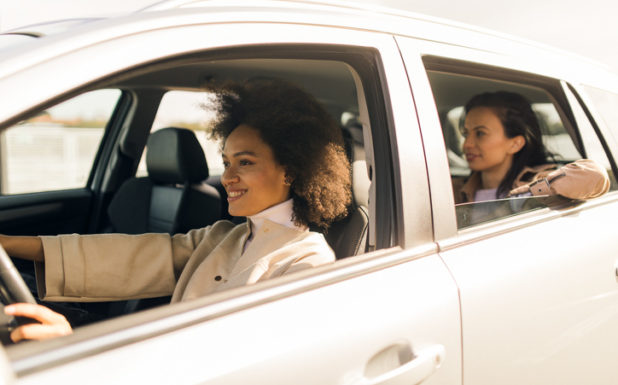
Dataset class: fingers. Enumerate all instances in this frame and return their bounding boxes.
[5,303,64,324]
[5,303,72,342]
[10,322,72,343]
[508,185,530,197]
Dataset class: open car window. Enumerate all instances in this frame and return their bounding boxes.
[3,43,398,356]
[425,67,616,230]
[0,11,425,378]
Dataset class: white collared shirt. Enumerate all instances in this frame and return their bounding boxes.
[244,199,307,252]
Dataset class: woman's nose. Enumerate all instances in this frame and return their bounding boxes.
[221,167,239,187]
[462,135,473,151]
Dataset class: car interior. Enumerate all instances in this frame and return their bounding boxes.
[108,57,371,258]
[424,58,617,228]
[1,51,383,327]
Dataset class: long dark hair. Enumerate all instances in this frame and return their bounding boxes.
[464,91,550,198]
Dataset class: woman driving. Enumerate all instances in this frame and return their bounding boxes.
[0,79,352,342]
[453,91,610,203]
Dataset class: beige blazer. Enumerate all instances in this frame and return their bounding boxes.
[36,220,335,303]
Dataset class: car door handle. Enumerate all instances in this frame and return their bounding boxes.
[361,343,445,385]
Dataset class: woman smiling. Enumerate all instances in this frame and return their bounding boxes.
[0,79,352,341]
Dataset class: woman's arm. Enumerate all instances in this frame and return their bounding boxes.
[509,159,611,199]
[0,238,70,341]
[0,235,44,262]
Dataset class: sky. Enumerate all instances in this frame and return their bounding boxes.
[391,0,618,72]
[1,0,617,72]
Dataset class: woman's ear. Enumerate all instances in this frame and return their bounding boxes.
[284,174,293,186]
[509,135,525,154]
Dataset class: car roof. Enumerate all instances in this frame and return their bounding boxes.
[0,0,616,91]
[3,18,107,37]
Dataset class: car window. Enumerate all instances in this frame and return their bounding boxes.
[0,89,120,194]
[426,70,615,229]
[582,85,618,138]
[563,85,617,188]
[136,90,224,177]
[455,195,573,228]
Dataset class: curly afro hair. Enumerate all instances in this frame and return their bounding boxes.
[205,78,351,229]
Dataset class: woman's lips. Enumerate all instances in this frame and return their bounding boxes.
[227,189,247,202]
[465,154,479,162]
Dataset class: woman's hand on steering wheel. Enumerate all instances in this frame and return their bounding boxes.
[5,303,72,342]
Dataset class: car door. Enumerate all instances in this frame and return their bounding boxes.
[0,12,461,385]
[398,35,618,384]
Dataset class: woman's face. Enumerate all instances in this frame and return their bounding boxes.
[221,124,291,217]
[462,106,524,175]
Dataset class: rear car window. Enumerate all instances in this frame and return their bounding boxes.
[426,70,616,229]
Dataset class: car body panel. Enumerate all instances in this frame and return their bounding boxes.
[440,196,618,384]
[400,24,618,383]
[15,251,461,384]
[395,36,459,240]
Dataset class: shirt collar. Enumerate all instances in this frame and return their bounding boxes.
[248,199,306,233]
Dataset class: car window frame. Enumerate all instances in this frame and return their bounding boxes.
[398,44,618,241]
[563,82,618,176]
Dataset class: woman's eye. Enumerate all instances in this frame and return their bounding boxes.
[222,161,230,168]
[239,159,253,166]
[476,131,485,138]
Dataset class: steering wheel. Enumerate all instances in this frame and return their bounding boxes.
[0,244,37,344]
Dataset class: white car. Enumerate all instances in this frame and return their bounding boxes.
[0,1,617,384]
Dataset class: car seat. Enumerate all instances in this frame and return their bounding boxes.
[107,127,221,234]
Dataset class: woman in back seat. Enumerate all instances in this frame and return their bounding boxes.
[453,91,610,203]
[0,79,352,341]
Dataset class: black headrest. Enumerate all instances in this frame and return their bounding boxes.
[146,127,209,184]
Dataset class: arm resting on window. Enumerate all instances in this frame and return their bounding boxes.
[509,159,610,199]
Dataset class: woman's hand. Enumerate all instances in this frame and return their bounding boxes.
[508,184,532,197]
[4,303,72,342]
